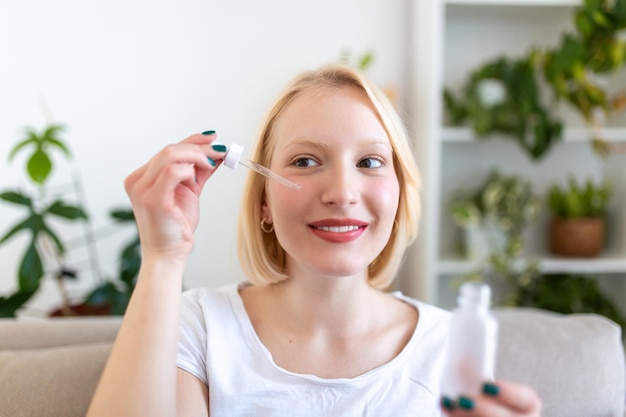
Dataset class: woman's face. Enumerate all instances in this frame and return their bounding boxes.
[262,85,400,281]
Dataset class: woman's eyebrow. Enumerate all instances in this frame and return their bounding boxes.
[285,137,391,150]
[284,137,330,151]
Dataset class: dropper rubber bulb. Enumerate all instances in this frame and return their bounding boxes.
[223,144,301,191]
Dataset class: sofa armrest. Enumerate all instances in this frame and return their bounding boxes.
[0,317,121,349]
[494,308,625,417]
[0,318,122,417]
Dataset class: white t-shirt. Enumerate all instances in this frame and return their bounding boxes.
[177,283,451,417]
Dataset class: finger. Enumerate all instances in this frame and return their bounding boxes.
[143,143,216,185]
[124,163,148,196]
[180,130,218,146]
[441,383,541,417]
[141,163,198,210]
[183,131,230,171]
[484,380,541,413]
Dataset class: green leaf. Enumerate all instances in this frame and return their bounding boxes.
[0,191,33,207]
[45,137,71,158]
[84,281,119,306]
[0,290,37,318]
[18,241,44,292]
[40,222,66,255]
[575,10,594,38]
[27,149,52,184]
[357,52,374,71]
[552,35,584,73]
[46,200,88,220]
[108,290,132,315]
[119,237,141,284]
[7,137,37,163]
[615,0,626,25]
[110,208,135,222]
[592,10,611,29]
[0,214,42,245]
[84,282,131,315]
[451,201,481,227]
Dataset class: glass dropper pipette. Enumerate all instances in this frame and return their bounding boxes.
[223,144,301,191]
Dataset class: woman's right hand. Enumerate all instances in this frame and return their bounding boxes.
[124,132,226,262]
[441,380,542,417]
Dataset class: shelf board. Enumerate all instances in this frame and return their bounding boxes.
[445,0,580,5]
[438,255,626,276]
[441,126,626,143]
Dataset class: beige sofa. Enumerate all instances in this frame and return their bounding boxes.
[0,309,624,417]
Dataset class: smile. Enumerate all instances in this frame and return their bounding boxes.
[308,219,368,243]
[311,225,362,233]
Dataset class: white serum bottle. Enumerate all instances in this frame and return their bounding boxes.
[441,281,499,398]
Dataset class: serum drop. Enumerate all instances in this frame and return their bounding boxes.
[442,281,498,398]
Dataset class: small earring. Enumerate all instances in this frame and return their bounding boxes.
[260,218,274,233]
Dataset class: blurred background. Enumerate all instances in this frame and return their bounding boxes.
[0,0,409,316]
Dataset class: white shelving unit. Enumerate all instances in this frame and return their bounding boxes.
[404,0,626,309]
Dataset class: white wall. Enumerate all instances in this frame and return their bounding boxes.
[0,0,409,316]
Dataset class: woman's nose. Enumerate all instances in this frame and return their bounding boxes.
[320,166,358,207]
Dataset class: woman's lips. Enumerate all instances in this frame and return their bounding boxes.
[308,219,368,243]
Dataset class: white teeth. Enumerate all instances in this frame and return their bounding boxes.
[315,225,360,233]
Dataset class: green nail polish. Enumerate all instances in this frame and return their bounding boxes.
[211,144,227,152]
[202,130,216,135]
[458,396,474,410]
[440,396,455,411]
[207,157,216,167]
[483,382,499,396]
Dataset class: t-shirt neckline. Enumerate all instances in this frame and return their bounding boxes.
[227,282,424,385]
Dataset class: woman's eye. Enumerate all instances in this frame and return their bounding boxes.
[293,157,319,168]
[357,157,384,169]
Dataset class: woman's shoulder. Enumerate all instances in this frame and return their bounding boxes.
[389,291,451,336]
[180,282,249,319]
[183,281,257,302]
[390,291,450,316]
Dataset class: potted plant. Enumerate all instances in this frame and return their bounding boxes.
[444,0,626,159]
[450,171,541,262]
[547,176,612,257]
[0,124,88,317]
[0,123,141,318]
[449,171,542,307]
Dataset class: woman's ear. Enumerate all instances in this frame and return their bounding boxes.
[261,203,272,224]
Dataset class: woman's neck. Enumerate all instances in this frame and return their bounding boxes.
[268,272,384,336]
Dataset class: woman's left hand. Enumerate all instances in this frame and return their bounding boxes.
[441,380,542,417]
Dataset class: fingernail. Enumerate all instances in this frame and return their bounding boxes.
[458,396,474,410]
[440,396,455,411]
[202,130,216,135]
[211,144,227,152]
[483,382,500,396]
[207,157,216,167]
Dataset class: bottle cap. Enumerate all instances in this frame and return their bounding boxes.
[459,281,491,307]
[224,143,243,169]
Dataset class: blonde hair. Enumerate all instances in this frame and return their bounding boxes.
[236,64,421,289]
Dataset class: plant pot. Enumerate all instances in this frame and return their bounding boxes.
[49,302,111,317]
[548,217,605,257]
[463,219,507,261]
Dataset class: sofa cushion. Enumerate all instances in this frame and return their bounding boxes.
[0,341,112,417]
[495,308,625,417]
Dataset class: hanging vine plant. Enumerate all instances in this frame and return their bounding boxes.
[444,0,626,160]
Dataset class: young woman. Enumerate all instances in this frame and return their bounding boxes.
[87,64,542,417]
